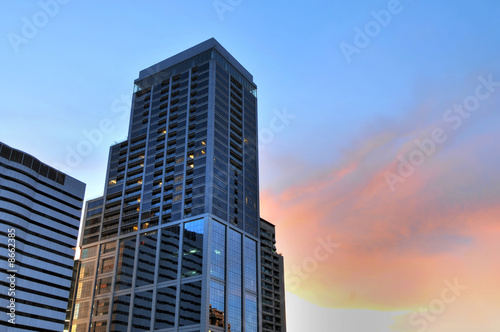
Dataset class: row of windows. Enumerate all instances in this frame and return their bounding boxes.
[0,142,66,185]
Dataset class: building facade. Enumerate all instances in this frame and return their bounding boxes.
[260,219,286,332]
[69,38,266,332]
[0,141,86,332]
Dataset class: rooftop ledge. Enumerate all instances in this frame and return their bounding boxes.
[135,38,254,84]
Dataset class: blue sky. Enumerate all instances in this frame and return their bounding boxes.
[2,1,500,330]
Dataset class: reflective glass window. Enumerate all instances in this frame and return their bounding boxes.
[244,237,257,292]
[210,220,225,280]
[110,294,130,332]
[244,293,258,332]
[182,219,204,278]
[131,290,153,331]
[136,231,157,286]
[115,236,136,290]
[158,225,180,282]
[93,298,110,317]
[227,228,242,332]
[155,286,177,329]
[96,276,112,295]
[209,281,225,327]
[179,281,202,326]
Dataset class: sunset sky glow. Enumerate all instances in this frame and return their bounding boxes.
[1,1,500,331]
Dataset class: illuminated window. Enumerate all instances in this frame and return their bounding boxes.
[74,303,80,319]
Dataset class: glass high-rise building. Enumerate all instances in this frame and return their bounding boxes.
[0,141,86,332]
[69,38,263,332]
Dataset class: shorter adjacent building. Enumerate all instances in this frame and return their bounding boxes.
[64,260,81,331]
[260,218,286,332]
[0,141,85,332]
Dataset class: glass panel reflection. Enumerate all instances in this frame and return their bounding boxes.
[98,257,114,274]
[95,276,112,295]
[209,281,225,327]
[227,228,242,332]
[93,298,110,317]
[111,293,130,332]
[210,220,225,280]
[100,241,116,255]
[131,290,153,331]
[158,225,180,282]
[244,237,257,292]
[115,236,136,290]
[79,261,96,279]
[181,219,204,278]
[179,281,202,326]
[245,293,258,332]
[155,286,176,329]
[136,231,157,286]
[90,320,107,332]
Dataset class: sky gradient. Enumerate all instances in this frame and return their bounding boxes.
[1,1,500,331]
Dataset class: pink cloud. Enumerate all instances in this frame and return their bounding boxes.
[260,79,500,328]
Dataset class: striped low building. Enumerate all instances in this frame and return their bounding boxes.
[0,141,85,331]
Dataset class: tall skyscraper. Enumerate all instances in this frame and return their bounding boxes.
[69,38,270,332]
[0,141,86,332]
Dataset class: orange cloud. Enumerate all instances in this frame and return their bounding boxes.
[260,80,500,329]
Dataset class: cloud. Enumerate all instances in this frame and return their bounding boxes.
[286,291,409,332]
[260,74,500,328]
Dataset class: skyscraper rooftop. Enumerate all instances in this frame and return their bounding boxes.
[137,38,254,83]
